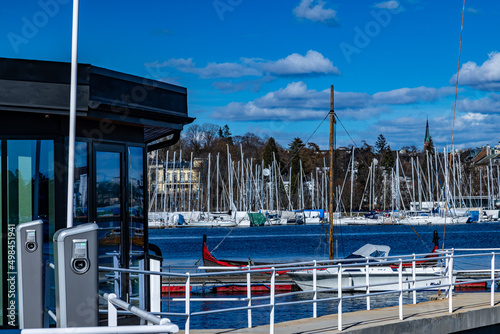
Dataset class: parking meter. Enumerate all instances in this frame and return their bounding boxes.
[17,220,44,329]
[54,223,98,327]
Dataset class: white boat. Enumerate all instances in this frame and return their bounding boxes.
[401,215,469,225]
[288,243,454,292]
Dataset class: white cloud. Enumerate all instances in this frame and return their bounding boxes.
[211,82,452,122]
[254,82,370,109]
[373,86,455,105]
[145,58,194,68]
[147,50,340,79]
[457,94,500,113]
[462,112,487,123]
[188,62,262,78]
[451,52,500,91]
[211,102,327,121]
[212,76,275,93]
[260,50,340,75]
[374,1,401,10]
[293,0,338,25]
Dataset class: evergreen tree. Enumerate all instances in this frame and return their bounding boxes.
[375,134,387,155]
[218,124,232,139]
[425,136,435,156]
[263,137,280,167]
[381,145,396,172]
[288,137,305,198]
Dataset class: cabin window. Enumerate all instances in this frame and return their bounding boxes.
[128,146,144,261]
[73,141,88,225]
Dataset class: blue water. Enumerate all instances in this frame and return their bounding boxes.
[149,223,500,329]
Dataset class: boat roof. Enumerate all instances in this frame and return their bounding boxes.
[352,244,391,258]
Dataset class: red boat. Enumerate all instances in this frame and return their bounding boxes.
[390,230,440,269]
[202,235,288,275]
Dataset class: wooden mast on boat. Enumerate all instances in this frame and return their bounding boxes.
[329,85,335,260]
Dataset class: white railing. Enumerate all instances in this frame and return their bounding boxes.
[35,262,178,334]
[122,248,499,333]
[38,249,500,333]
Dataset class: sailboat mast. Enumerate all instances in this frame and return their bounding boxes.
[329,85,335,260]
[207,152,211,214]
[216,153,219,213]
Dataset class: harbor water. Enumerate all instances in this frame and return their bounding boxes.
[149,222,500,329]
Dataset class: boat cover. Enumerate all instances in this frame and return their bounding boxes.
[248,212,266,226]
[281,211,295,219]
[351,244,391,259]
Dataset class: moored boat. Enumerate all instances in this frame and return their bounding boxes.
[287,232,454,292]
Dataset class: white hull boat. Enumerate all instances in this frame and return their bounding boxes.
[288,233,454,292]
[288,265,452,292]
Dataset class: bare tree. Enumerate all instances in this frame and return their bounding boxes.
[184,124,203,154]
[201,123,220,150]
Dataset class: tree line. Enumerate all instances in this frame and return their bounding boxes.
[151,123,489,213]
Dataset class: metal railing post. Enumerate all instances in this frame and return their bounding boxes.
[108,293,118,327]
[338,263,342,331]
[113,254,120,297]
[138,260,145,312]
[185,273,191,334]
[313,260,317,318]
[44,262,53,328]
[270,268,276,334]
[247,265,252,328]
[491,252,495,306]
[398,259,403,320]
[412,254,416,304]
[365,258,370,311]
[448,251,454,313]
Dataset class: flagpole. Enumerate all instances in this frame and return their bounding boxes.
[67,0,80,228]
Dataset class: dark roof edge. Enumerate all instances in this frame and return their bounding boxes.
[0,57,187,94]
[90,66,186,95]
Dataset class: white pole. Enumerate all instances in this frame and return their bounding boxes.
[350,149,354,217]
[66,0,80,228]
[189,152,193,212]
[411,157,415,211]
[216,153,219,213]
[207,153,211,214]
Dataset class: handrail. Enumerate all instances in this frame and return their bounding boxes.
[94,248,500,333]
[99,292,167,325]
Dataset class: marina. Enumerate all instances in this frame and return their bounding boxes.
[145,223,500,331]
[3,0,500,333]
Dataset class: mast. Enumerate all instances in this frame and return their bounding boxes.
[329,85,335,260]
[350,148,354,217]
[216,153,219,212]
[411,157,415,211]
[207,152,211,214]
[189,152,193,213]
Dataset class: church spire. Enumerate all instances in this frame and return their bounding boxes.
[424,118,431,149]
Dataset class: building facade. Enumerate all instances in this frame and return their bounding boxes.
[0,58,193,328]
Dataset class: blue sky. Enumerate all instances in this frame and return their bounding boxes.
[2,0,500,151]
